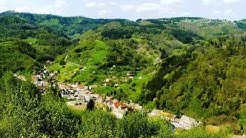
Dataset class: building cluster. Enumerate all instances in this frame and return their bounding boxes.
[102,96,143,118]
[29,68,200,130]
[32,68,58,92]
[148,109,200,130]
[59,82,200,130]
[58,82,143,119]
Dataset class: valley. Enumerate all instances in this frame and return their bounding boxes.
[0,11,246,137]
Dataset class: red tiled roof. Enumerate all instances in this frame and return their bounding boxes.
[121,104,128,109]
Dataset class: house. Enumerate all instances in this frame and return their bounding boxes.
[178,115,199,130]
[59,83,69,90]
[120,104,128,111]
[84,95,92,102]
[171,118,182,129]
[114,84,119,87]
[134,104,143,111]
[148,109,164,118]
[76,85,85,92]
[112,108,126,119]
[43,70,49,75]
[105,99,114,110]
[37,85,46,92]
[95,96,105,104]
[105,78,110,83]
[68,95,75,100]
[114,101,121,108]
[92,94,100,99]
[163,112,176,121]
[32,76,39,85]
[61,90,70,98]
[128,103,143,111]
[74,92,79,97]
[76,95,85,101]
[71,83,77,88]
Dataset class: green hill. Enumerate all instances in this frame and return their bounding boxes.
[0,11,246,134]
[0,10,133,37]
[48,15,246,130]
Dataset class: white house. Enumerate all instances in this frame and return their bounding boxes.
[148,109,164,118]
[178,115,199,130]
[112,108,126,119]
[84,95,92,102]
[133,104,143,111]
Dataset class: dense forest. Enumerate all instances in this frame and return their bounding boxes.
[0,11,246,137]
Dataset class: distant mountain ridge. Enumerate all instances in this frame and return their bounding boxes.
[0,10,133,37]
[1,11,246,36]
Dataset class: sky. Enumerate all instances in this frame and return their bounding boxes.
[0,0,245,21]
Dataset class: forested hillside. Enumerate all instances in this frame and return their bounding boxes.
[0,11,245,137]
[0,10,132,37]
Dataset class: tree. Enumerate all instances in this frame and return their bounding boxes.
[86,99,95,110]
[14,40,37,59]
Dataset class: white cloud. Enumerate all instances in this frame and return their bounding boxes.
[181,12,191,16]
[0,0,7,11]
[202,0,241,5]
[136,3,161,13]
[170,10,177,15]
[98,10,107,16]
[54,0,67,8]
[212,10,222,14]
[49,0,68,14]
[160,0,182,5]
[120,3,163,14]
[84,1,114,8]
[0,0,6,7]
[224,9,233,15]
[221,0,240,4]
[119,2,177,18]
[201,0,213,5]
[120,5,135,12]
[109,1,117,6]
[97,3,107,7]
[15,6,50,14]
[0,0,242,21]
[85,2,97,8]
[14,0,68,15]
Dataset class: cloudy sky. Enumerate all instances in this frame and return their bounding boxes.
[0,0,245,20]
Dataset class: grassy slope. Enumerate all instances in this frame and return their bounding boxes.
[49,40,110,83]
[49,32,160,102]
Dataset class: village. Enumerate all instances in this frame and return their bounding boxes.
[16,67,201,131]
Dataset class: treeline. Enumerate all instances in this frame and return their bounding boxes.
[0,11,133,37]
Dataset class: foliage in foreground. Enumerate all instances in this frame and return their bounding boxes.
[0,72,81,138]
